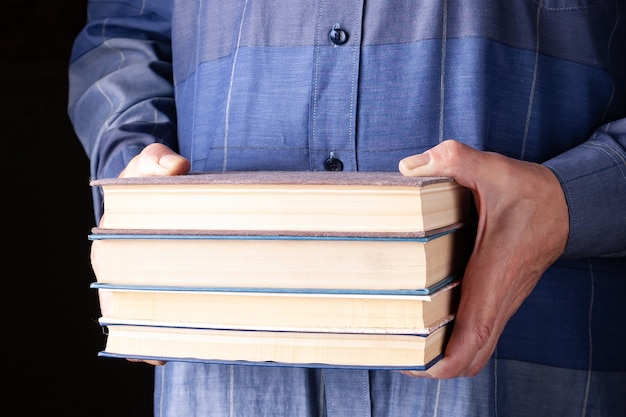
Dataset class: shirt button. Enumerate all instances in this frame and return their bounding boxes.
[329,24,348,46]
[324,154,344,171]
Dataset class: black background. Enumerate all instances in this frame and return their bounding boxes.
[3,2,154,415]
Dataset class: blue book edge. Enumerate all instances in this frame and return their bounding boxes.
[96,352,443,371]
[88,228,457,242]
[91,275,459,296]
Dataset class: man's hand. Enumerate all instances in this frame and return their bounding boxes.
[94,143,190,366]
[398,140,569,378]
[119,143,191,178]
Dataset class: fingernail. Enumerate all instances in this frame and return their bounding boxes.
[399,370,433,378]
[399,153,430,171]
[159,154,180,169]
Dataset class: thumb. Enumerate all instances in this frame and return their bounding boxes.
[120,143,191,178]
[398,140,483,188]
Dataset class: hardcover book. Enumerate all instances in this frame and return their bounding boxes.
[91,171,473,236]
[89,229,471,292]
[93,280,460,334]
[98,321,452,370]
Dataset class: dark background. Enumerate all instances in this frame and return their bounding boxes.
[3,2,154,415]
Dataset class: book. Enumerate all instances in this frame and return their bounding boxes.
[98,321,452,370]
[89,171,473,369]
[91,171,472,236]
[93,280,460,334]
[89,228,471,292]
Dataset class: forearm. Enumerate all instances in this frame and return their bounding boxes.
[544,118,626,258]
[68,0,176,219]
[68,0,177,172]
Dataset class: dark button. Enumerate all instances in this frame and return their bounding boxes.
[324,154,344,171]
[329,24,348,46]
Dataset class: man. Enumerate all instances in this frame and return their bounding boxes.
[69,1,626,416]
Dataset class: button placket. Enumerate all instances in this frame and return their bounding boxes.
[310,2,363,172]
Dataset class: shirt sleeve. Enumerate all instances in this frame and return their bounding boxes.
[67,0,176,221]
[543,117,626,258]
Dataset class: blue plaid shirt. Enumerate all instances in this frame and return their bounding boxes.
[69,1,626,416]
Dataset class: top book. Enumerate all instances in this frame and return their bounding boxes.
[91,171,473,236]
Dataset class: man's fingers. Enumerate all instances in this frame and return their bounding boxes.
[127,358,167,366]
[120,143,190,178]
[102,143,187,367]
[399,140,474,179]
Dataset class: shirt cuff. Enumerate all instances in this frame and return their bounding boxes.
[543,131,626,258]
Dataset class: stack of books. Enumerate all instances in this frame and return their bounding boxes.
[89,171,475,370]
